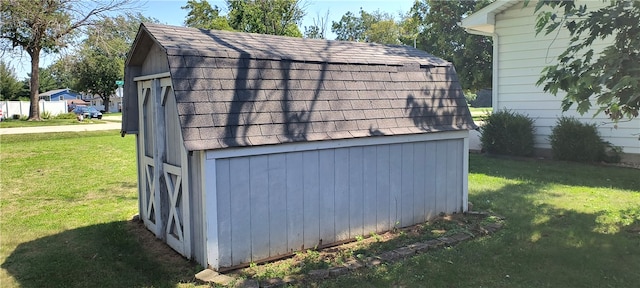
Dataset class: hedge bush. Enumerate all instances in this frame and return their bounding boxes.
[549,116,620,163]
[55,112,78,119]
[480,110,535,156]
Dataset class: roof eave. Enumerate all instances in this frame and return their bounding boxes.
[125,23,163,67]
[462,25,495,37]
[460,0,521,36]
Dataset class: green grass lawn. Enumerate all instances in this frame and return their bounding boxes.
[317,156,640,287]
[1,132,638,287]
[469,107,491,122]
[0,131,200,288]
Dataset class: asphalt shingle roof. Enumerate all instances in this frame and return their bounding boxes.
[129,23,476,151]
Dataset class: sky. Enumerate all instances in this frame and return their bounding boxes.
[3,0,416,80]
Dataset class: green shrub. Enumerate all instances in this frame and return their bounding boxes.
[549,116,621,163]
[480,110,535,156]
[464,92,477,105]
[40,111,52,119]
[12,114,20,120]
[55,112,78,119]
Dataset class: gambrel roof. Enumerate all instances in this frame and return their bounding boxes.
[123,23,476,151]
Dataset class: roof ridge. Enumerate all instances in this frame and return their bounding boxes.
[140,23,450,67]
[143,22,410,49]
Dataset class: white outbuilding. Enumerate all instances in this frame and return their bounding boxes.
[121,23,477,270]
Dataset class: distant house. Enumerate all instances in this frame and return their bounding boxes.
[66,99,90,110]
[461,0,640,163]
[87,89,124,112]
[122,23,477,270]
[39,89,88,112]
[38,88,81,101]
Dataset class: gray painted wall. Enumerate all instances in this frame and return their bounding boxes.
[136,76,192,259]
[188,151,205,265]
[164,87,182,167]
[212,138,465,267]
[141,43,169,76]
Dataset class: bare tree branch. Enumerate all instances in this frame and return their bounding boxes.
[0,0,136,120]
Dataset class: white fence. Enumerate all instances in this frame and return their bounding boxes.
[0,101,68,119]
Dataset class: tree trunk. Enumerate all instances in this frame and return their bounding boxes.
[28,48,41,121]
[103,95,110,113]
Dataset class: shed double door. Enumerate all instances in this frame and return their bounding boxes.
[136,74,191,258]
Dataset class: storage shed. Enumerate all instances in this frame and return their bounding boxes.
[121,23,477,270]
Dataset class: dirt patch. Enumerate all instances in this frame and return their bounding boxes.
[229,211,504,282]
[126,219,200,283]
[125,212,505,286]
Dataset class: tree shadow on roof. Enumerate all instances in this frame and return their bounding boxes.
[404,67,476,132]
[203,33,335,147]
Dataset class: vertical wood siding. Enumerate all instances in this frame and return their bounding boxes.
[229,157,252,264]
[141,44,169,75]
[249,155,270,261]
[213,139,465,266]
[142,87,154,158]
[188,151,205,265]
[267,154,287,255]
[164,87,182,167]
[318,149,335,245]
[214,159,232,267]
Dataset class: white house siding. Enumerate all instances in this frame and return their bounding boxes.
[494,2,640,158]
[206,131,468,268]
[90,96,123,113]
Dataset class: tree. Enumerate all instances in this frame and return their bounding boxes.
[226,0,306,37]
[35,67,60,93]
[17,80,31,100]
[46,54,77,89]
[0,0,134,120]
[182,0,305,37]
[398,9,421,48]
[331,8,403,45]
[408,0,492,91]
[304,25,323,39]
[72,13,154,112]
[367,20,402,45]
[85,12,158,58]
[534,0,640,121]
[332,11,365,41]
[304,10,329,39]
[74,50,123,112]
[29,56,78,93]
[0,61,24,100]
[345,1,495,90]
[182,0,233,31]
